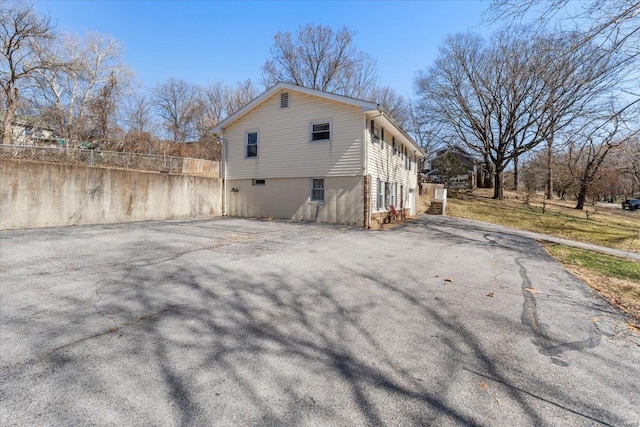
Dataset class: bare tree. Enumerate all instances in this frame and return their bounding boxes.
[618,137,640,196]
[368,85,410,129]
[224,79,255,116]
[567,107,638,209]
[407,100,445,172]
[262,24,377,97]
[152,78,201,143]
[0,0,54,143]
[123,93,152,133]
[34,32,128,145]
[87,70,119,144]
[489,1,640,111]
[416,30,546,199]
[415,27,621,199]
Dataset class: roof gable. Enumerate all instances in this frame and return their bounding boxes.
[212,82,378,133]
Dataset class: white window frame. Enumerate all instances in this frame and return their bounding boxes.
[309,120,331,142]
[385,182,393,209]
[246,130,258,158]
[377,178,383,211]
[310,178,325,202]
[371,121,380,144]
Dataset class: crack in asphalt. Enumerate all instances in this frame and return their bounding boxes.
[517,257,600,366]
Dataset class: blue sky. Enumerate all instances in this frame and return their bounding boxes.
[35,1,493,98]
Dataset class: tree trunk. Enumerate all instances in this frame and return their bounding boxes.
[513,156,519,190]
[545,141,553,199]
[1,111,14,144]
[576,181,588,210]
[493,171,504,200]
[2,86,17,144]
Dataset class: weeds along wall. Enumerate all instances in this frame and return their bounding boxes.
[0,159,222,230]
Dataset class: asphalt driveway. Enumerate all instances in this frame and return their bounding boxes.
[1,216,638,426]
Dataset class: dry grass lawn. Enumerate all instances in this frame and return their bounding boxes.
[544,243,640,324]
[446,189,640,254]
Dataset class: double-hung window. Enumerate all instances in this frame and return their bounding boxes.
[311,178,325,202]
[310,121,331,141]
[377,178,383,210]
[246,131,258,157]
[385,182,393,209]
[371,121,380,144]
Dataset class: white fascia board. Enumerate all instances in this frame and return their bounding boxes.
[212,82,378,134]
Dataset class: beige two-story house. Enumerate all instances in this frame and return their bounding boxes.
[212,82,424,228]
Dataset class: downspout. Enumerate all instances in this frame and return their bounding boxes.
[220,135,227,216]
[363,115,369,228]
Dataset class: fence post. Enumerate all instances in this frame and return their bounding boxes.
[89,150,94,167]
[169,156,174,173]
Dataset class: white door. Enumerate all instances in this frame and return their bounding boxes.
[409,189,415,215]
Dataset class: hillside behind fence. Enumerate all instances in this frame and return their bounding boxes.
[0,144,220,178]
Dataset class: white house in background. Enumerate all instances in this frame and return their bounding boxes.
[212,82,424,228]
[6,117,59,145]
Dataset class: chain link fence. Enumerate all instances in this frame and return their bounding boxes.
[0,144,220,177]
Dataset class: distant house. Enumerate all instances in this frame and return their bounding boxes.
[423,146,490,189]
[213,82,424,228]
[6,117,59,146]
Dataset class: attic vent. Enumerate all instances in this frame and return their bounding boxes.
[280,92,289,108]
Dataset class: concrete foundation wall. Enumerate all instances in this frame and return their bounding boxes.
[1,160,222,230]
[226,176,364,226]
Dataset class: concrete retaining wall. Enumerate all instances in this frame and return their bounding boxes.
[1,160,222,230]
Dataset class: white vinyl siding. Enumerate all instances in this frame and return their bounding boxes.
[225,91,363,179]
[366,116,420,213]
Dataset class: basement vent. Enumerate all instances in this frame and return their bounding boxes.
[280,92,289,108]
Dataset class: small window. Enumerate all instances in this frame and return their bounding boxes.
[377,178,383,210]
[310,122,331,141]
[371,121,380,143]
[311,178,325,202]
[252,179,265,186]
[246,131,257,157]
[280,92,289,108]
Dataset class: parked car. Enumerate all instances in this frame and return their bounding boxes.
[621,199,640,210]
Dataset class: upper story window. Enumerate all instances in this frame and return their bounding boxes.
[246,131,258,157]
[380,128,385,149]
[280,92,289,108]
[310,121,331,142]
[393,137,397,156]
[371,121,380,144]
